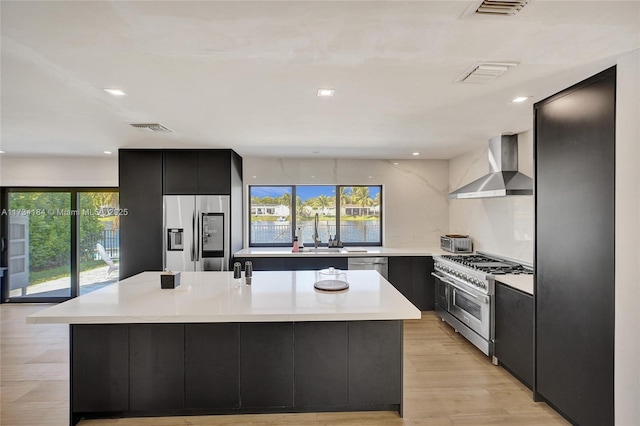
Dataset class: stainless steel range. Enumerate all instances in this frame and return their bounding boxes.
[432,251,533,357]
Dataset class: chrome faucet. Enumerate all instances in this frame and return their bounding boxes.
[313,213,321,248]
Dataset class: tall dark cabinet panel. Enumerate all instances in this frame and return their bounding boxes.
[119,150,164,279]
[534,67,615,426]
[120,149,242,276]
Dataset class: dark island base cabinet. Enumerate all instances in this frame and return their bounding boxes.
[69,321,403,425]
[494,282,533,389]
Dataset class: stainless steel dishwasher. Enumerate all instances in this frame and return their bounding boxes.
[347,257,388,280]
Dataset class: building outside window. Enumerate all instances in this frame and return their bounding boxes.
[249,185,382,247]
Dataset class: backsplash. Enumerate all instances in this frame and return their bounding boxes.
[243,157,449,248]
[448,131,534,263]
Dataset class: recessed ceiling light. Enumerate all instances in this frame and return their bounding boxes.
[252,175,257,179]
[393,162,399,165]
[512,96,530,103]
[103,151,112,155]
[317,89,335,97]
[412,152,420,156]
[0,151,5,154]
[104,88,126,96]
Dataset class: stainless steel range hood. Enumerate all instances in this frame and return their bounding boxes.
[449,134,533,199]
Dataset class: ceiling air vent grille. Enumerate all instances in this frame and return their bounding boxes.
[129,123,174,132]
[476,0,530,16]
[456,62,518,84]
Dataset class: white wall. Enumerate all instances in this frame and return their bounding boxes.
[0,156,118,187]
[614,49,640,426]
[242,157,449,248]
[448,131,534,262]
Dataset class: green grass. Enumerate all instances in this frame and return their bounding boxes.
[30,260,115,284]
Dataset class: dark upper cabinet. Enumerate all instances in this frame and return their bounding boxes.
[164,150,237,195]
[494,282,533,389]
[535,66,615,426]
[119,150,164,279]
[163,150,198,194]
[197,150,232,195]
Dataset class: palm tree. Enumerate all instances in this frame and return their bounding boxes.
[339,187,351,206]
[313,194,332,215]
[351,187,372,216]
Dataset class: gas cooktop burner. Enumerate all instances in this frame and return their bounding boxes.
[440,254,533,275]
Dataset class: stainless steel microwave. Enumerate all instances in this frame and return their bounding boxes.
[440,235,472,253]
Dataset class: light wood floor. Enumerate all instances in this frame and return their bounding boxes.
[1,304,569,426]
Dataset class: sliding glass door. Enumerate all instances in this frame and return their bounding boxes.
[1,188,119,302]
[78,192,119,296]
[7,191,72,299]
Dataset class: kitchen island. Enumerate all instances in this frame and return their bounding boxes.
[28,270,421,425]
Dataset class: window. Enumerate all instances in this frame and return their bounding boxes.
[249,185,382,247]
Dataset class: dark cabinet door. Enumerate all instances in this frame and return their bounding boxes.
[129,324,185,412]
[198,150,232,195]
[164,151,198,195]
[71,324,129,413]
[185,323,240,409]
[411,257,434,311]
[494,282,533,389]
[294,322,348,408]
[535,66,615,426]
[387,257,413,301]
[348,321,402,405]
[119,150,163,279]
[388,256,434,310]
[240,323,294,408]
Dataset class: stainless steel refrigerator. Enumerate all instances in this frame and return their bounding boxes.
[163,195,230,271]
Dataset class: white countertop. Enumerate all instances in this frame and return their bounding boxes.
[234,247,447,257]
[27,270,421,325]
[496,274,534,295]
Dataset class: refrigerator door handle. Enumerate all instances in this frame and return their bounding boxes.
[191,210,196,262]
[196,210,201,261]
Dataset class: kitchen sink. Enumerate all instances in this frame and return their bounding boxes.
[300,247,343,253]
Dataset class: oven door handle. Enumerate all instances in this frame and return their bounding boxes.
[431,272,490,304]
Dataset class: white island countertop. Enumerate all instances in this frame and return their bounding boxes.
[234,246,448,257]
[27,270,421,325]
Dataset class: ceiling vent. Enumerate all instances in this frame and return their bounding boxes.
[128,123,174,133]
[475,0,530,16]
[456,61,518,84]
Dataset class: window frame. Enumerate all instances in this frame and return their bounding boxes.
[248,184,382,247]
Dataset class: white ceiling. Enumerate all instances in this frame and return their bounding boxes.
[1,1,638,160]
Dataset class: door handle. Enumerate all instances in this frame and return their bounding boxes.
[431,272,489,304]
[0,236,6,253]
[191,211,195,262]
[196,210,200,262]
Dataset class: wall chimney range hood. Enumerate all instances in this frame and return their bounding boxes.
[448,134,533,199]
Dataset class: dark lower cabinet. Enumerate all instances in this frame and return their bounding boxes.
[494,282,533,389]
[185,324,240,409]
[294,322,348,408]
[240,323,294,408]
[234,256,347,271]
[388,256,434,311]
[535,66,615,426]
[129,324,185,412]
[348,321,402,406]
[71,325,129,413]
